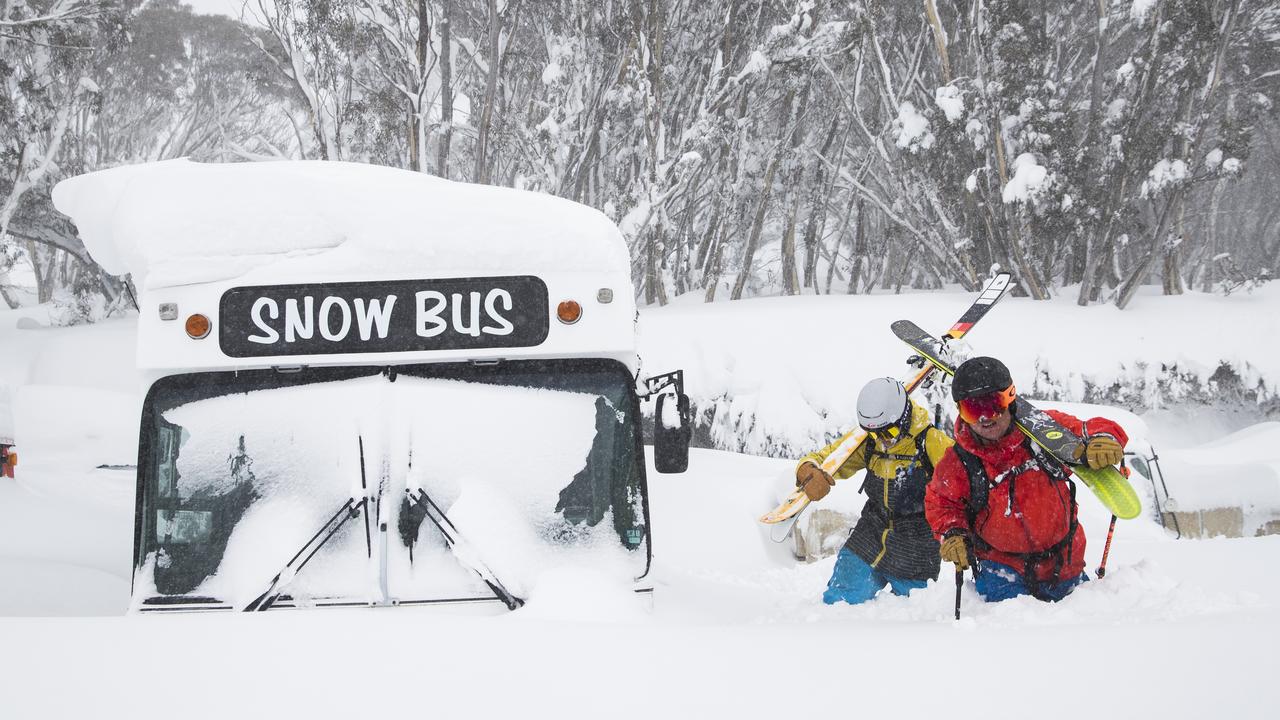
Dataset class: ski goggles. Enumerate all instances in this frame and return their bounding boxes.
[957,385,1017,424]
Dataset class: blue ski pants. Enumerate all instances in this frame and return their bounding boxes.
[974,560,1088,603]
[823,547,928,605]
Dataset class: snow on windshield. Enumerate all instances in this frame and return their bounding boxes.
[156,374,642,608]
[51,159,630,290]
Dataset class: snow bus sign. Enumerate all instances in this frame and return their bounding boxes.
[218,276,551,357]
[52,160,691,613]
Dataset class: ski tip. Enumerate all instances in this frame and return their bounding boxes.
[760,491,809,524]
[890,319,916,332]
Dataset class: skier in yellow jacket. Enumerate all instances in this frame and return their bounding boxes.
[796,378,953,604]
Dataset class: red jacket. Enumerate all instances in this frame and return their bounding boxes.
[925,410,1127,582]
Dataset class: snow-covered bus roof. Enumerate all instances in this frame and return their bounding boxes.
[52,159,630,289]
[53,160,638,373]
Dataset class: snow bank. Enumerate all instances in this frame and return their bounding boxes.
[638,284,1280,458]
[0,311,137,445]
[14,385,139,472]
[51,159,630,290]
[1158,422,1280,527]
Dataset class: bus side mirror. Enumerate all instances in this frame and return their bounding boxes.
[653,392,691,474]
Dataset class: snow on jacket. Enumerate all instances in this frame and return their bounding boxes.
[925,410,1128,583]
[798,402,953,580]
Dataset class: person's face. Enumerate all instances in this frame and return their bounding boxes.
[966,405,1013,441]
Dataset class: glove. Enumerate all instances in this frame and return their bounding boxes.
[1085,435,1123,469]
[795,460,835,502]
[939,534,970,570]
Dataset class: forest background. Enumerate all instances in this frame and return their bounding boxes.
[3,0,1277,321]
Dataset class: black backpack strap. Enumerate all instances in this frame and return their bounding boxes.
[951,443,989,535]
[858,440,873,494]
[914,429,934,474]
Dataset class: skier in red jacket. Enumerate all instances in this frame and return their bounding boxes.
[925,357,1126,602]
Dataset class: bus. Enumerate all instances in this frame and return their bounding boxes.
[53,159,690,612]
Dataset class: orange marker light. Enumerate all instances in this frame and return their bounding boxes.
[186,314,211,339]
[556,300,582,325]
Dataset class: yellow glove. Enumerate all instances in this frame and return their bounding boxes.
[1085,435,1124,469]
[939,535,970,570]
[795,460,835,502]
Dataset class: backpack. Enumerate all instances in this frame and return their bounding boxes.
[857,429,935,518]
[951,437,1079,598]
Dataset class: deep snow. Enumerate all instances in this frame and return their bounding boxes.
[2,293,1280,718]
[1,448,1278,718]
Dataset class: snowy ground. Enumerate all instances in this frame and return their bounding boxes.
[1,448,1277,718]
[2,293,1279,718]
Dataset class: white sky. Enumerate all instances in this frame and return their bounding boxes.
[179,0,249,20]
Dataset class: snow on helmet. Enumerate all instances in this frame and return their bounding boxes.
[951,356,1014,401]
[857,377,910,432]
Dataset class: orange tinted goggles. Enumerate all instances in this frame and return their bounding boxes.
[957,385,1017,423]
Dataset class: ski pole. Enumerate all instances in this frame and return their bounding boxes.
[1096,514,1118,578]
[954,566,963,620]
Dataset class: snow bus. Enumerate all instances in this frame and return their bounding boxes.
[52,160,691,612]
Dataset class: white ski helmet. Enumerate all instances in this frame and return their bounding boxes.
[857,377,910,433]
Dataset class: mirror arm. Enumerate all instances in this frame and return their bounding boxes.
[640,369,684,400]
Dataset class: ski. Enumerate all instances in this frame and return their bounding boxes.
[889,319,1142,520]
[760,273,1013,526]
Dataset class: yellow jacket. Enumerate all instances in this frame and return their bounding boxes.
[799,401,952,482]
[799,400,954,579]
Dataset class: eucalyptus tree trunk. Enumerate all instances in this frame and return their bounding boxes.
[473,0,500,184]
[436,0,454,177]
[1115,188,1185,309]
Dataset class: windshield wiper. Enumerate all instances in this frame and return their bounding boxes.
[244,437,373,612]
[243,497,367,611]
[404,488,525,610]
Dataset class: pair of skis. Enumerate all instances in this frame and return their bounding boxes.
[889,319,1141,520]
[759,273,1014,533]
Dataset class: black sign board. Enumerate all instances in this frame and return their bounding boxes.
[219,276,549,358]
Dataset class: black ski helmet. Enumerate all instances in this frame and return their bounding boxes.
[951,356,1014,401]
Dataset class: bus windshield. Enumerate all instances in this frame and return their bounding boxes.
[134,359,649,610]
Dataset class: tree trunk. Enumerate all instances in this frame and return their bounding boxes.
[847,200,866,294]
[436,0,453,177]
[704,215,732,302]
[924,0,952,84]
[1163,198,1185,295]
[1115,189,1184,309]
[644,226,669,306]
[473,0,500,184]
[731,151,782,300]
[780,192,802,295]
[1070,0,1111,286]
[803,118,840,290]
